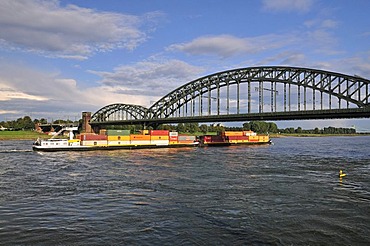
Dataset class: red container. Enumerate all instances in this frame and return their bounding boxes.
[81,134,108,141]
[169,136,178,141]
[227,136,249,140]
[210,136,226,143]
[149,130,170,136]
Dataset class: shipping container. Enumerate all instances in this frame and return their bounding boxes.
[150,135,169,140]
[130,140,151,145]
[106,129,131,136]
[169,136,178,141]
[107,141,131,145]
[243,131,256,136]
[149,130,169,136]
[178,135,196,141]
[248,135,259,142]
[169,131,179,137]
[140,130,149,135]
[150,140,169,145]
[80,134,108,141]
[130,134,151,141]
[207,135,227,143]
[223,131,244,136]
[227,136,250,141]
[107,135,130,141]
[177,140,196,144]
[81,140,108,146]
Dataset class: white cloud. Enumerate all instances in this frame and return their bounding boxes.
[0,0,161,59]
[0,58,205,120]
[304,19,338,29]
[0,110,20,115]
[89,59,204,99]
[0,86,48,101]
[167,34,296,58]
[262,0,314,12]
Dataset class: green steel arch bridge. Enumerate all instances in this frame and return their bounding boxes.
[89,66,370,128]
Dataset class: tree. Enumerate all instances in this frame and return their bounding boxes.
[23,116,34,130]
[199,124,208,134]
[176,123,185,133]
[295,127,303,133]
[185,123,199,133]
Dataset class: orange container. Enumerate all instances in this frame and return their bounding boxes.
[130,134,151,141]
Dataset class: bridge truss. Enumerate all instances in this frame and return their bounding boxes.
[90,66,370,126]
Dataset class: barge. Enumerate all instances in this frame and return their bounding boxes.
[200,130,271,146]
[32,127,199,152]
[33,127,271,152]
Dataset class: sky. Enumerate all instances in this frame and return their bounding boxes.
[0,0,369,131]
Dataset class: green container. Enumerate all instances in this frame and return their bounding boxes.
[106,129,131,136]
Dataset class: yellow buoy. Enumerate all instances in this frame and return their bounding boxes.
[339,170,346,178]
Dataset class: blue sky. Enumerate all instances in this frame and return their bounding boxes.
[0,0,369,130]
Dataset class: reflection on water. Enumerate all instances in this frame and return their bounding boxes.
[0,137,369,245]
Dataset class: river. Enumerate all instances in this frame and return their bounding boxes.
[0,136,369,245]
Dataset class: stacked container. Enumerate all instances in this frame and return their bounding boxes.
[223,131,249,143]
[178,135,196,144]
[130,134,151,145]
[150,130,169,145]
[202,135,226,144]
[169,132,179,144]
[106,129,131,145]
[80,133,108,146]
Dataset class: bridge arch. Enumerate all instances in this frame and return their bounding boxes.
[91,103,149,122]
[148,66,370,119]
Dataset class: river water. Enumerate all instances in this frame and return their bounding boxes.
[0,136,369,245]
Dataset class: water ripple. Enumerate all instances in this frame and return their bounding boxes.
[0,138,369,245]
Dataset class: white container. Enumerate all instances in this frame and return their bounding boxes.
[130,140,151,145]
[107,141,131,146]
[150,140,169,145]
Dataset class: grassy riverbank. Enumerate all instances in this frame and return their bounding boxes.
[0,131,49,140]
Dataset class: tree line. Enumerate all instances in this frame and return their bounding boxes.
[0,116,79,131]
[115,122,356,135]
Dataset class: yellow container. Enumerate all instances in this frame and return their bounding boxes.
[224,131,244,136]
[107,141,131,145]
[140,130,149,135]
[249,136,259,141]
[107,135,130,141]
[68,139,80,143]
[150,135,169,140]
